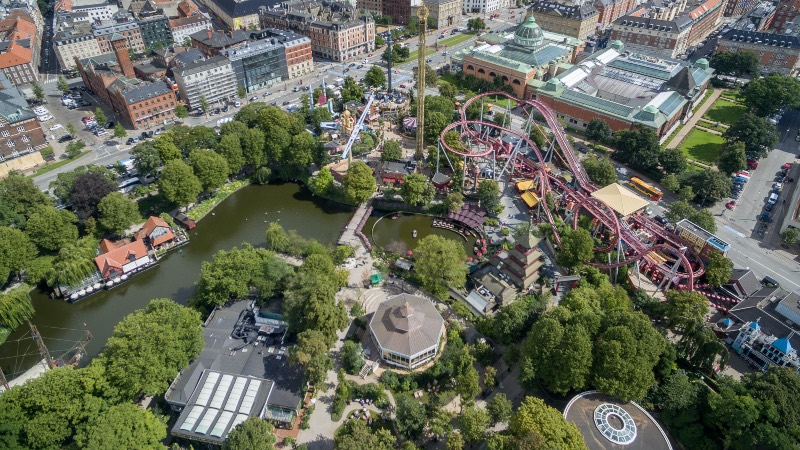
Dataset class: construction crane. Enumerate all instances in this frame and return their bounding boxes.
[415,4,429,160]
[340,93,376,161]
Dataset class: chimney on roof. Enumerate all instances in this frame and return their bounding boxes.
[111,35,135,79]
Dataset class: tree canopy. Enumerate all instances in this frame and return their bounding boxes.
[724,112,778,161]
[710,50,759,77]
[97,192,141,236]
[664,200,717,232]
[582,154,616,187]
[741,74,800,117]
[284,254,348,345]
[586,119,612,142]
[613,128,660,172]
[98,299,204,401]
[364,66,387,87]
[555,227,594,270]
[400,173,435,206]
[74,403,166,450]
[223,417,275,450]
[343,161,376,204]
[289,329,333,387]
[704,252,733,287]
[477,180,502,214]
[158,159,202,207]
[334,418,395,450]
[24,205,79,252]
[413,235,467,298]
[0,226,37,284]
[189,149,230,191]
[507,397,586,450]
[717,140,747,175]
[69,171,117,220]
[381,140,403,161]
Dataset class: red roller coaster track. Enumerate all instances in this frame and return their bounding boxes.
[438,91,701,291]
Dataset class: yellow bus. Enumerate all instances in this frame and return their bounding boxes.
[629,177,663,201]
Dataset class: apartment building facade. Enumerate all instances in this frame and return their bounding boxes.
[0,72,46,160]
[259,1,375,62]
[0,15,39,85]
[173,54,237,109]
[528,0,600,39]
[717,28,800,75]
[170,14,212,45]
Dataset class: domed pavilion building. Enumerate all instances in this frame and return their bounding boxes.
[369,293,445,370]
[454,16,585,98]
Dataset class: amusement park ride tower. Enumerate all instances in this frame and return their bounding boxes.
[415,4,429,160]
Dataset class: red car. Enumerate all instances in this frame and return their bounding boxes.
[783,163,792,171]
[726,201,737,210]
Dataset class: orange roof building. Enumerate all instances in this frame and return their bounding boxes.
[0,16,38,86]
[94,239,151,280]
[136,216,176,247]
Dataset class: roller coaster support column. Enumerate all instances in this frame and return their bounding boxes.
[613,238,623,285]
[658,246,687,292]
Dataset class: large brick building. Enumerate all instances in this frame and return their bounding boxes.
[528,41,713,139]
[594,0,637,28]
[77,34,178,129]
[381,0,410,25]
[717,28,800,75]
[769,0,800,33]
[259,1,375,62]
[0,72,46,161]
[527,0,600,40]
[454,17,584,98]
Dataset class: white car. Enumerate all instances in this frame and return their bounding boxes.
[49,124,62,131]
[615,167,629,176]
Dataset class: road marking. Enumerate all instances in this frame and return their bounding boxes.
[724,225,746,238]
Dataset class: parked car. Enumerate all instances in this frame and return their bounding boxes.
[49,124,62,131]
[126,137,135,145]
[250,96,258,101]
[726,200,737,210]
[768,192,779,204]
[58,135,74,143]
[654,215,668,226]
[105,121,114,129]
[773,182,783,192]
[759,212,772,222]
[766,203,774,212]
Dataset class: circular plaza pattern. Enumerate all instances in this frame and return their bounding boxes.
[593,403,637,445]
[564,391,673,450]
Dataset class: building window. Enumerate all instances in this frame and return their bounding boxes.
[21,136,29,143]
[0,131,6,137]
[6,140,13,147]
[16,126,24,132]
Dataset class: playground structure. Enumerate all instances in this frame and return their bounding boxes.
[437,91,705,291]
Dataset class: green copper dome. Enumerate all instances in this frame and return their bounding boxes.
[514,16,544,48]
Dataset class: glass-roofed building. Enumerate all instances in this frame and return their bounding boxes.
[529,40,714,139]
[452,16,585,98]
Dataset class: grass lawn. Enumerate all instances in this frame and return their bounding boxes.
[678,129,725,164]
[30,150,90,177]
[704,99,746,126]
[407,33,476,63]
[697,119,728,133]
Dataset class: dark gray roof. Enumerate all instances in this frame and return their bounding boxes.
[190,29,249,48]
[614,14,692,31]
[369,294,444,357]
[728,287,800,354]
[212,0,282,19]
[175,54,231,76]
[529,0,598,19]
[115,79,173,103]
[724,268,762,299]
[720,28,800,48]
[0,72,34,123]
[172,48,205,66]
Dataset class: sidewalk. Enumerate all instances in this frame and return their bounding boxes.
[665,89,723,149]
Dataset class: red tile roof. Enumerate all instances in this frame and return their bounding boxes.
[94,239,149,279]
[137,216,175,247]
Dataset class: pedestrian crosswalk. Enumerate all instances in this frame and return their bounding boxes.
[42,78,57,84]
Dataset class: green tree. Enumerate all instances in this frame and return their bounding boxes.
[446,191,464,213]
[341,340,364,375]
[189,149,229,192]
[364,66,387,87]
[66,123,77,136]
[57,76,70,94]
[400,173,435,206]
[585,119,612,142]
[24,205,78,252]
[508,397,586,450]
[710,50,758,77]
[704,252,733,287]
[224,417,275,450]
[781,227,800,244]
[425,111,450,143]
[520,318,592,395]
[664,290,709,330]
[684,168,732,206]
[0,226,37,283]
[45,237,98,288]
[414,235,467,298]
[174,104,188,119]
[131,142,163,178]
[289,329,333,386]
[477,179,502,214]
[74,403,166,450]
[582,154,616,187]
[0,172,52,223]
[158,160,202,207]
[724,112,778,160]
[459,405,489,445]
[741,74,800,117]
[0,286,35,329]
[93,107,107,126]
[659,148,687,174]
[438,80,457,100]
[677,185,695,202]
[200,95,210,116]
[99,299,204,401]
[374,35,386,47]
[381,140,403,161]
[237,84,246,99]
[32,83,45,100]
[343,161,376,204]
[216,133,246,175]
[456,364,481,403]
[556,227,594,270]
[487,393,513,426]
[68,171,117,220]
[113,123,127,138]
[447,431,465,450]
[341,77,365,103]
[335,418,395,450]
[717,140,747,175]
[613,128,660,172]
[310,167,334,194]
[97,192,141,236]
[284,255,348,345]
[153,134,181,162]
[661,173,680,192]
[396,394,427,440]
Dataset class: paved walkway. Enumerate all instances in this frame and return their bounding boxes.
[665,89,723,149]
